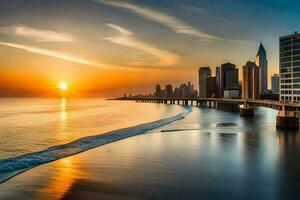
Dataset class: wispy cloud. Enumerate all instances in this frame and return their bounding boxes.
[94,0,230,41]
[178,3,232,24]
[0,42,104,67]
[0,25,76,42]
[105,23,180,67]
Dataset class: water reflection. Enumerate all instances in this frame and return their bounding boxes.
[0,98,184,158]
[60,98,67,122]
[38,99,78,199]
[38,156,83,200]
[57,98,70,142]
[277,129,300,159]
[2,106,300,200]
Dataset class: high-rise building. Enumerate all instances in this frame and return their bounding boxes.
[199,67,211,97]
[220,63,239,97]
[271,74,279,94]
[215,67,221,97]
[155,84,162,97]
[256,43,268,96]
[280,32,300,101]
[242,61,259,99]
[164,84,173,97]
[178,82,198,98]
[206,76,217,98]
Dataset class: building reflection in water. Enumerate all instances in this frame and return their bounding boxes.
[277,129,300,158]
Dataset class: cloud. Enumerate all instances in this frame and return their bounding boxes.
[104,23,180,67]
[0,25,76,42]
[0,42,105,67]
[178,3,233,24]
[106,23,133,36]
[94,0,229,41]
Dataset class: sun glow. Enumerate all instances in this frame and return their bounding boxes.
[59,82,68,91]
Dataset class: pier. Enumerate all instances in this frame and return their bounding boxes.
[119,97,300,129]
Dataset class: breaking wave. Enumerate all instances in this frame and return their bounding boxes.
[0,106,192,183]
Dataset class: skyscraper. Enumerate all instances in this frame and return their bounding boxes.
[199,67,211,97]
[215,67,221,97]
[280,32,300,101]
[220,63,239,97]
[256,42,268,96]
[155,84,162,97]
[271,74,279,94]
[164,84,173,97]
[206,76,217,97]
[242,61,259,99]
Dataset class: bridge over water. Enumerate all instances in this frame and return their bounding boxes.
[120,97,300,129]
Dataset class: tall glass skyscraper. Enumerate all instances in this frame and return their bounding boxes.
[279,32,300,101]
[198,67,211,98]
[256,43,268,96]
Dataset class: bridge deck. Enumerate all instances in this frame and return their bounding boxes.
[118,97,300,111]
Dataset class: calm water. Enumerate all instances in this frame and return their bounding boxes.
[1,99,300,200]
[0,98,183,159]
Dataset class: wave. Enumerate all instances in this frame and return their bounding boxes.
[0,106,192,183]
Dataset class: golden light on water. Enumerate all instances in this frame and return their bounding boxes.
[59,82,68,91]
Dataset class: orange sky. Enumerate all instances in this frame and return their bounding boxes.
[0,0,286,98]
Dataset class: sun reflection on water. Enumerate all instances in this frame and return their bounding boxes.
[60,98,67,122]
[57,98,70,142]
[38,156,83,200]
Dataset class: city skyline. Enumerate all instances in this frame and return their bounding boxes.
[2,1,300,198]
[1,0,300,97]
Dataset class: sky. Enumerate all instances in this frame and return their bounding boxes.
[0,0,300,97]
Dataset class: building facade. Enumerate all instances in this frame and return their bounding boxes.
[242,61,259,99]
[256,43,268,96]
[199,67,211,97]
[280,32,300,101]
[224,89,239,98]
[155,84,162,97]
[215,67,221,97]
[164,84,173,97]
[271,74,279,94]
[206,76,217,97]
[220,63,239,97]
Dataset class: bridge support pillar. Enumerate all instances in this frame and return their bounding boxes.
[240,101,254,116]
[214,102,218,109]
[276,116,299,129]
[276,108,299,129]
[184,100,188,105]
[240,108,254,116]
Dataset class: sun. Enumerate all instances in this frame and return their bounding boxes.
[59,82,68,91]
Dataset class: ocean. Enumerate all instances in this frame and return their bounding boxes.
[1,98,300,199]
[0,98,184,159]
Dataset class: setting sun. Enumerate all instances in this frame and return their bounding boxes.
[59,82,68,91]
